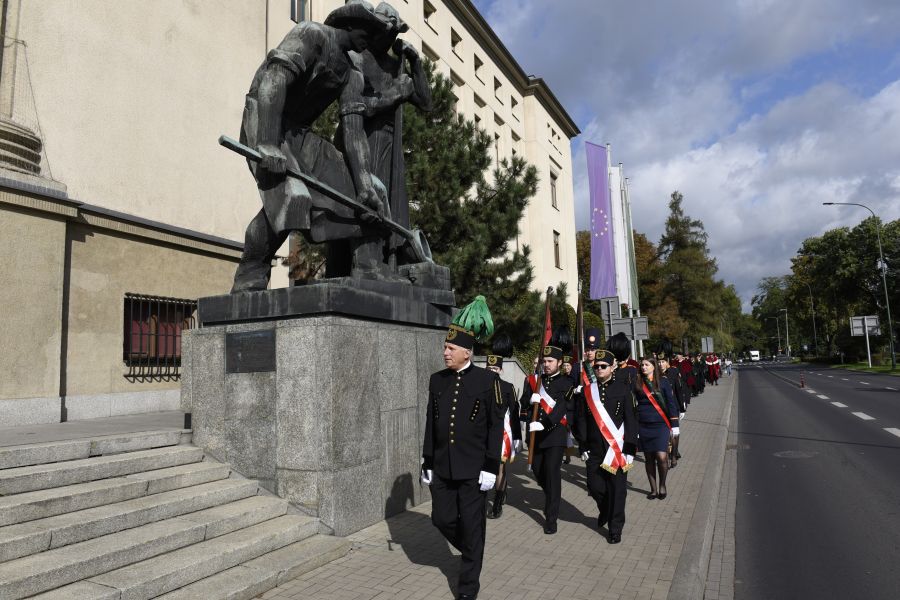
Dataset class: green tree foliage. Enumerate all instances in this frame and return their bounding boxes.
[401,62,546,354]
[776,216,899,363]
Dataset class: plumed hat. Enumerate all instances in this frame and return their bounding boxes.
[584,327,602,349]
[543,325,570,361]
[486,333,512,368]
[656,339,673,361]
[606,332,631,362]
[446,295,493,350]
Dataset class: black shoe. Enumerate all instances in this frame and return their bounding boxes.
[646,492,657,500]
[563,456,571,464]
[487,491,505,519]
[658,492,667,500]
[608,533,622,544]
[676,451,682,459]
[543,522,557,534]
[457,594,477,600]
[597,513,608,529]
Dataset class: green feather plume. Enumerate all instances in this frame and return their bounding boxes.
[452,295,494,340]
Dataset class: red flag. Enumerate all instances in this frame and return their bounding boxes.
[542,298,553,347]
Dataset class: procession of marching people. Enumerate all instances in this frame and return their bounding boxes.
[421,296,731,600]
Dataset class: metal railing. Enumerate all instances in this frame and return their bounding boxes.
[123,293,197,382]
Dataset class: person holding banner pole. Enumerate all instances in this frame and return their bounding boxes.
[526,333,575,534]
[573,349,638,544]
[636,357,679,500]
[485,334,521,520]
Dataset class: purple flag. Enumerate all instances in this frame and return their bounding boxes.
[586,142,616,299]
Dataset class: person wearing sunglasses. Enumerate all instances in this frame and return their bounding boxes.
[572,350,638,544]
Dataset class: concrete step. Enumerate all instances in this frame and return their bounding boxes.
[156,535,352,600]
[0,496,289,599]
[0,445,203,495]
[0,460,229,527]
[0,478,258,562]
[0,430,189,471]
[87,514,319,600]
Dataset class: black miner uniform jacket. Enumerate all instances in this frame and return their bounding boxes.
[574,372,638,458]
[665,366,689,413]
[520,371,573,449]
[423,364,505,480]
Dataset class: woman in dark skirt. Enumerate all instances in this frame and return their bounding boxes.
[635,358,680,499]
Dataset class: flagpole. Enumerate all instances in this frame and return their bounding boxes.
[528,287,554,466]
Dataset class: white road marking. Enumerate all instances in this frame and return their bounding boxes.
[860,381,870,385]
[841,378,849,381]
[828,375,834,378]
[805,389,817,393]
[831,402,847,408]
[886,387,897,391]
[817,394,829,399]
[885,428,900,438]
[852,412,875,421]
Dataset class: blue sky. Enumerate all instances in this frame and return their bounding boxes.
[470,0,900,309]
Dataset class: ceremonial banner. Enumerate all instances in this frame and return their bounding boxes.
[587,142,616,299]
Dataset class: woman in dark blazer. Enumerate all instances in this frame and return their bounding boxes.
[635,357,680,499]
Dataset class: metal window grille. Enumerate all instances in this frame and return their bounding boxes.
[123,293,197,381]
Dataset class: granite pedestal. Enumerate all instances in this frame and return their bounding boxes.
[181,281,451,536]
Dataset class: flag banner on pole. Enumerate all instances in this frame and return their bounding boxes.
[587,142,616,299]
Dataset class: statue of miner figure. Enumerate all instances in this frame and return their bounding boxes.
[231,0,422,292]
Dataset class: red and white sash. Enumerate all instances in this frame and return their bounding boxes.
[528,374,567,426]
[501,408,516,462]
[581,369,632,473]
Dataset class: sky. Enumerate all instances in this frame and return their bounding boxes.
[471,0,900,310]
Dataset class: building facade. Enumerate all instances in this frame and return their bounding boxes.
[0,0,578,426]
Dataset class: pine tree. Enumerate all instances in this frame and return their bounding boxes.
[403,62,544,352]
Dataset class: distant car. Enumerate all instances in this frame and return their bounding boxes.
[749,350,760,362]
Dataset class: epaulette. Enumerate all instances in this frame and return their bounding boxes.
[494,378,503,406]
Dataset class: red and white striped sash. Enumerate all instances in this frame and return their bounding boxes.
[528,374,567,426]
[582,369,632,473]
[501,408,516,461]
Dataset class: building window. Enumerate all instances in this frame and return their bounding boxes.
[553,231,561,269]
[451,29,462,57]
[421,42,439,63]
[423,0,437,28]
[510,96,519,121]
[123,293,197,381]
[494,77,503,102]
[550,171,558,209]
[291,0,308,22]
[474,54,484,81]
[473,93,486,108]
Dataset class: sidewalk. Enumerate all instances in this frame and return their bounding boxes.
[257,373,738,600]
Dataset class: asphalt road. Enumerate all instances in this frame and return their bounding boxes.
[734,364,900,600]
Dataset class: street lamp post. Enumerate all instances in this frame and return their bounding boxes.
[781,308,790,357]
[767,316,781,355]
[804,281,818,357]
[823,202,895,369]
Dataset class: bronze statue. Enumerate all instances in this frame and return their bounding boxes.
[228,0,443,293]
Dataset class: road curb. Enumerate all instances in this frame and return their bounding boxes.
[666,373,737,600]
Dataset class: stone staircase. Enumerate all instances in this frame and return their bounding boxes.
[0,429,350,599]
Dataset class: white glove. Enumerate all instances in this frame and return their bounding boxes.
[514,439,522,452]
[672,427,680,436]
[530,393,541,405]
[529,421,545,432]
[574,385,583,393]
[478,471,496,491]
[421,469,433,485]
[625,454,634,465]
[581,451,590,461]
[679,412,686,420]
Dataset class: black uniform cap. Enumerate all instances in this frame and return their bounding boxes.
[606,332,631,362]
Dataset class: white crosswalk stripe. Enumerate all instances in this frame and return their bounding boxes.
[852,412,875,421]
[831,402,847,408]
[885,428,900,438]
[817,394,829,399]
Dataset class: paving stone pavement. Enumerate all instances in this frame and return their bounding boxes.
[258,375,737,600]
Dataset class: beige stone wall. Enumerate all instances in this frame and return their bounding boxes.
[63,223,237,398]
[0,201,66,402]
[16,0,266,242]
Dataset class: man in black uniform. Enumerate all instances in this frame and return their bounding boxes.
[422,301,504,600]
[607,332,637,386]
[658,340,687,467]
[485,334,521,519]
[574,349,638,544]
[526,336,574,534]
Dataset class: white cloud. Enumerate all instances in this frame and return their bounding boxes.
[476,0,900,308]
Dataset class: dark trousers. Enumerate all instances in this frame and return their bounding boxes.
[430,476,487,597]
[531,445,564,526]
[586,459,628,535]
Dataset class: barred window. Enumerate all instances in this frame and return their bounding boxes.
[123,293,197,380]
